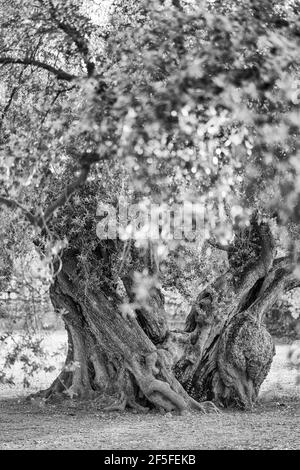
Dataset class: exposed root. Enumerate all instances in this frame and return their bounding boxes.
[127,399,149,413]
[186,395,220,414]
[103,392,127,411]
[126,351,221,414]
[31,347,221,414]
[145,378,186,413]
[126,351,188,413]
[29,371,71,402]
[63,384,94,399]
[199,400,221,414]
[31,368,95,403]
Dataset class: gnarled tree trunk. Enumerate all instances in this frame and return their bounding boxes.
[174,217,295,409]
[39,247,216,414]
[39,216,297,412]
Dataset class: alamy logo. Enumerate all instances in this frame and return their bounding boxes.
[96,197,206,241]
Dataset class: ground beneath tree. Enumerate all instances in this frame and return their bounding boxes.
[0,339,299,449]
[0,398,299,450]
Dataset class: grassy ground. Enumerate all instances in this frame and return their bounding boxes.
[0,332,299,450]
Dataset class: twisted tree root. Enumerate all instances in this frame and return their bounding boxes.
[103,391,150,413]
[128,351,221,414]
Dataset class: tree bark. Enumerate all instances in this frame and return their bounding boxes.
[38,247,217,414]
[174,218,293,409]
[38,216,296,412]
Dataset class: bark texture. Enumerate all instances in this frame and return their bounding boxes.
[174,217,294,408]
[40,215,296,412]
[39,246,217,414]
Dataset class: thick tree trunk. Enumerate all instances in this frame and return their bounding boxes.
[174,279,278,408]
[38,216,296,412]
[39,249,217,413]
[174,219,293,409]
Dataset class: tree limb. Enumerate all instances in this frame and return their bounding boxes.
[284,277,300,292]
[0,57,76,81]
[0,196,36,225]
[260,256,300,293]
[0,153,99,229]
[44,0,95,76]
[0,167,89,228]
[39,165,91,225]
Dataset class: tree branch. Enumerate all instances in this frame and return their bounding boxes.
[0,153,99,229]
[44,0,95,76]
[284,277,300,292]
[0,196,36,225]
[0,167,89,228]
[0,57,76,81]
[261,256,300,292]
[39,165,90,225]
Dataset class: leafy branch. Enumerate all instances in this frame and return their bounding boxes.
[0,153,99,229]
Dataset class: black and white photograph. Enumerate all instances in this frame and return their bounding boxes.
[0,0,299,452]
